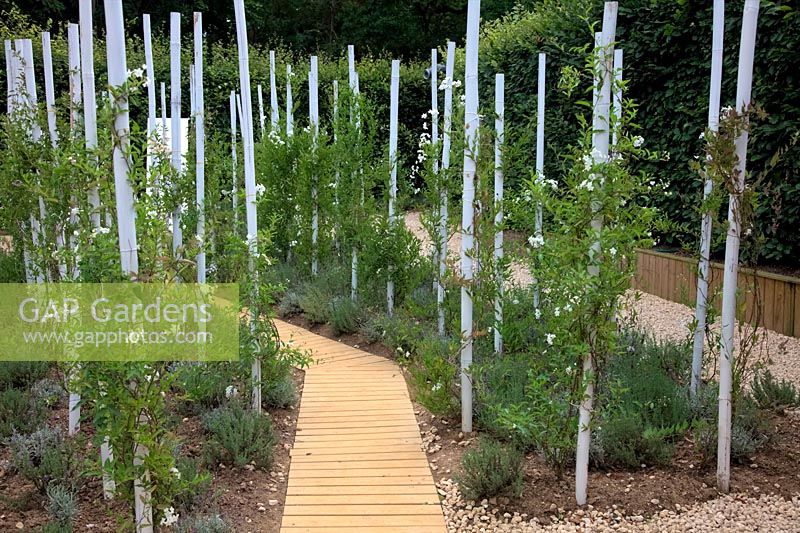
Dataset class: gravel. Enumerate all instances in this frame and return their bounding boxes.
[437,478,800,532]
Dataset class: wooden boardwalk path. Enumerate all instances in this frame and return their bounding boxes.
[275,319,447,533]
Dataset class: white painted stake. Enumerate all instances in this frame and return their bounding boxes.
[4,41,11,111]
[387,59,400,316]
[194,13,206,283]
[103,2,148,529]
[143,14,156,151]
[20,39,48,282]
[461,0,481,434]
[611,49,623,149]
[66,23,83,435]
[718,0,760,494]
[269,50,279,130]
[430,48,440,292]
[309,56,320,277]
[438,40,455,336]
[692,0,725,399]
[230,91,239,224]
[494,73,505,355]
[257,84,265,136]
[286,65,293,136]
[42,33,58,148]
[42,32,68,281]
[348,45,359,301]
[533,52,546,309]
[233,0,262,412]
[576,2,617,507]
[79,0,101,229]
[170,12,182,254]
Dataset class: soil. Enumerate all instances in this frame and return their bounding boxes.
[0,365,304,532]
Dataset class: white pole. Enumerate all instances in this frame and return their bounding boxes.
[42,33,58,148]
[43,32,69,281]
[348,45,359,301]
[79,0,101,229]
[189,64,195,119]
[611,49,623,149]
[66,23,82,435]
[286,65,293,136]
[143,15,156,143]
[257,84,265,137]
[534,52,546,309]
[692,0,725,399]
[309,56,319,277]
[493,73,504,355]
[194,12,206,284]
[438,40,455,336]
[230,91,238,225]
[269,50,279,131]
[104,2,148,529]
[576,1,617,507]
[160,82,167,141]
[461,0,480,433]
[233,0,262,412]
[430,48,440,291]
[78,0,117,490]
[333,78,340,250]
[169,12,183,254]
[21,39,47,284]
[387,59,400,316]
[718,0,760,494]
[4,41,11,112]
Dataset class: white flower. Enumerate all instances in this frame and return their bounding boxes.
[699,131,706,140]
[255,183,266,197]
[554,307,561,317]
[721,106,734,118]
[609,247,617,257]
[632,135,644,148]
[534,308,541,320]
[512,299,519,305]
[289,240,297,247]
[564,303,573,312]
[225,385,238,398]
[452,79,462,88]
[545,333,556,346]
[160,507,179,527]
[528,234,544,248]
[431,382,442,392]
[459,94,466,104]
[578,179,595,192]
[170,466,181,479]
[582,154,593,170]
[69,207,79,217]
[545,179,558,191]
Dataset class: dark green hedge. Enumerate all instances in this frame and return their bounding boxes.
[481,0,800,263]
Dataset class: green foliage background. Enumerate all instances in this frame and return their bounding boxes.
[481,0,800,263]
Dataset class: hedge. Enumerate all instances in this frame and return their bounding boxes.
[480,0,800,264]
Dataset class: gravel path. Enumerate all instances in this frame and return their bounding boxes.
[437,479,800,532]
[404,211,800,386]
